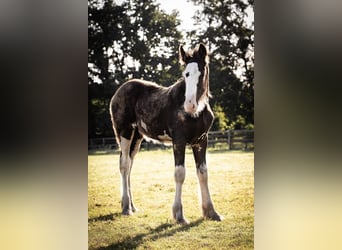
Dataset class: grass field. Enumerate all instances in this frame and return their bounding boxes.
[88,148,254,249]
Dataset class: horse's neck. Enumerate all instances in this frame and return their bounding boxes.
[169,78,185,93]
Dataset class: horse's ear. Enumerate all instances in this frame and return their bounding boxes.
[179,45,187,65]
[198,43,209,64]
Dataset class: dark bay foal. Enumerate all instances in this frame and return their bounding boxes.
[109,43,222,224]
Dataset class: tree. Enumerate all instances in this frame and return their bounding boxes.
[189,0,254,129]
[88,0,254,138]
[88,0,183,138]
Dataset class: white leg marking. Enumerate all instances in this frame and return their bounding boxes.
[197,163,222,221]
[197,163,212,207]
[174,165,185,205]
[120,136,132,214]
[128,137,142,212]
[173,165,188,224]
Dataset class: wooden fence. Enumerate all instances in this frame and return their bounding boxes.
[88,130,254,151]
[208,130,254,150]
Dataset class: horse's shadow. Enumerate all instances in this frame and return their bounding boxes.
[95,217,204,250]
[88,212,122,223]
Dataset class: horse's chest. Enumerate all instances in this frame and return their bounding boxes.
[174,108,214,141]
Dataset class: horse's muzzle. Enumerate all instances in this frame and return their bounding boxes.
[184,98,198,114]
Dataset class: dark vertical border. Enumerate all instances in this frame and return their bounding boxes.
[0,0,88,249]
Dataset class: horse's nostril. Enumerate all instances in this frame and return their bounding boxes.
[192,104,195,109]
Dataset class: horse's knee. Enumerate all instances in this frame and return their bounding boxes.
[174,165,185,183]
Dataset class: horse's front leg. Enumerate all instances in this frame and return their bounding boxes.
[172,141,189,224]
[192,136,223,221]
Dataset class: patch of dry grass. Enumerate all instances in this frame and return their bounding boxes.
[88,149,254,249]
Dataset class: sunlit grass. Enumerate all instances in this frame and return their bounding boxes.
[88,149,254,249]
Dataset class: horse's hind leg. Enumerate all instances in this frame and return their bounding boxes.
[127,129,143,212]
[118,128,135,215]
[118,127,142,215]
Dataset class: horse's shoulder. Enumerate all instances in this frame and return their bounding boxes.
[168,78,185,100]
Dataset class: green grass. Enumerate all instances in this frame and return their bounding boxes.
[88,149,254,249]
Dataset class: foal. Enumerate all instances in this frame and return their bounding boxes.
[109,43,222,224]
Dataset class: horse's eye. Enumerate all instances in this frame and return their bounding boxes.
[185,72,189,77]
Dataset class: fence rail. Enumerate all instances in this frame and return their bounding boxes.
[88,130,254,151]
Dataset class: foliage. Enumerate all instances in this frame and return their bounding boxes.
[88,0,182,85]
[212,104,229,131]
[189,0,254,129]
[88,150,254,249]
[88,0,254,137]
[88,0,183,137]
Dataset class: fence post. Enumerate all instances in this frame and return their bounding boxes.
[244,131,248,150]
[227,130,231,150]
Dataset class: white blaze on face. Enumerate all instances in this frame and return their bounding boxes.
[183,62,201,114]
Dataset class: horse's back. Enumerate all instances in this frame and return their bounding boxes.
[110,79,165,129]
[112,79,163,102]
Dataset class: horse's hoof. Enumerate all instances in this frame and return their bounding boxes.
[203,209,223,221]
[209,213,223,221]
[122,209,133,216]
[176,217,189,225]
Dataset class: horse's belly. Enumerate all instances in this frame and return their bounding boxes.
[141,132,173,146]
[136,118,172,144]
[157,133,172,141]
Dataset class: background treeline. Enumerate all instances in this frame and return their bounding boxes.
[88,0,254,138]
